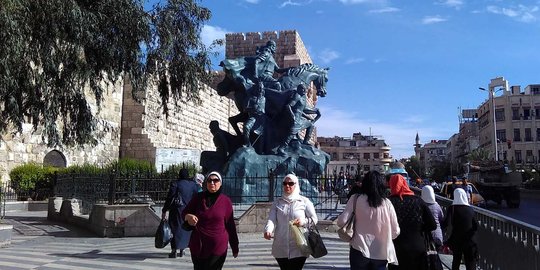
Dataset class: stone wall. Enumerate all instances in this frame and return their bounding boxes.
[119,78,239,166]
[0,81,123,181]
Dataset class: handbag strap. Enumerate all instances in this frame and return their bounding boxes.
[347,194,359,224]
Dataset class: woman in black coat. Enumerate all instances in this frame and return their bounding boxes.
[443,188,478,270]
[161,169,199,258]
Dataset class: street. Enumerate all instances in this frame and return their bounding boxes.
[484,189,540,227]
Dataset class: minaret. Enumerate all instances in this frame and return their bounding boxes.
[414,132,421,158]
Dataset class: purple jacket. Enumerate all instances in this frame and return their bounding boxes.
[182,192,239,258]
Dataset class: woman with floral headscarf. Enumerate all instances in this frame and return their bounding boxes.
[388,174,436,270]
[442,188,478,270]
[182,172,239,270]
[264,174,317,270]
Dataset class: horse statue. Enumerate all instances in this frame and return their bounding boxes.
[217,62,329,139]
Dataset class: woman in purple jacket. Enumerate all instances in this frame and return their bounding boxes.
[182,171,239,270]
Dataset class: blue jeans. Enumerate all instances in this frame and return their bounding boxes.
[350,247,388,270]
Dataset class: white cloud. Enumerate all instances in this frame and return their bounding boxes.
[422,15,448,24]
[280,0,313,8]
[244,0,260,3]
[318,49,340,64]
[345,57,366,64]
[315,106,448,159]
[438,0,464,9]
[201,25,228,49]
[486,5,538,23]
[369,7,400,13]
[339,0,388,4]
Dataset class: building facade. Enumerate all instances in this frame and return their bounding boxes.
[318,132,392,179]
[478,77,540,168]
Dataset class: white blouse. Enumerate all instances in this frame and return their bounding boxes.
[265,196,318,259]
[336,194,400,264]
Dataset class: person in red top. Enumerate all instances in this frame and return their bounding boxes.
[182,171,239,270]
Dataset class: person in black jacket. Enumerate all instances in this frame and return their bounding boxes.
[443,188,478,270]
[388,174,437,270]
[161,168,199,258]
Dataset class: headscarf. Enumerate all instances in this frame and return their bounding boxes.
[421,185,436,204]
[389,174,414,200]
[204,171,223,207]
[194,173,205,186]
[282,174,301,201]
[452,188,469,206]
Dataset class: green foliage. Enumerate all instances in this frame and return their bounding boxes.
[405,156,424,179]
[0,0,219,147]
[62,164,104,175]
[9,163,58,192]
[160,162,199,178]
[105,158,156,175]
[467,148,491,161]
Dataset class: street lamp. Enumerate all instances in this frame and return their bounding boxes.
[479,87,498,161]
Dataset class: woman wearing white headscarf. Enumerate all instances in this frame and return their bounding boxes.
[263,174,317,270]
[421,185,444,247]
[442,188,478,270]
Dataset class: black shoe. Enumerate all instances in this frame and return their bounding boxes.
[168,251,177,258]
[178,249,184,257]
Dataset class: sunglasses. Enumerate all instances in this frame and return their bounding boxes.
[283,182,295,187]
[207,178,220,184]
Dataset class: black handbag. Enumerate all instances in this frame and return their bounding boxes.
[306,218,328,258]
[155,219,173,249]
[425,234,443,270]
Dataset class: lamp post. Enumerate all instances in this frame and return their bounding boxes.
[479,87,498,161]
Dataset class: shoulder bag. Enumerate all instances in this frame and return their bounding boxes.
[337,194,358,242]
[425,233,443,270]
[306,218,328,258]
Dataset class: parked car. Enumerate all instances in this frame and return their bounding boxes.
[438,181,486,207]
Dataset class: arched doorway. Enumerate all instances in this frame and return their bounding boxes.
[43,150,67,168]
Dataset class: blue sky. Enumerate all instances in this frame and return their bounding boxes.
[198,0,540,159]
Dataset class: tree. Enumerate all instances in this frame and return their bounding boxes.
[467,148,491,162]
[0,0,219,147]
[405,156,423,179]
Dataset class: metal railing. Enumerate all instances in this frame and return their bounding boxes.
[431,191,540,270]
[54,172,349,218]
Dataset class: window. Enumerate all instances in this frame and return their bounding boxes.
[350,141,356,147]
[524,108,531,120]
[514,129,521,142]
[512,108,520,120]
[383,153,389,158]
[373,153,380,159]
[536,107,540,118]
[515,150,522,163]
[495,108,505,121]
[496,129,507,142]
[363,153,370,160]
[363,165,370,171]
[525,128,532,142]
[526,150,534,163]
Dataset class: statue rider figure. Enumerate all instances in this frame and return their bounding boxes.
[243,83,266,147]
[254,40,287,91]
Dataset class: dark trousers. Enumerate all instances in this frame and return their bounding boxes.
[388,250,427,270]
[276,256,307,270]
[350,247,388,270]
[451,244,477,270]
[192,255,226,270]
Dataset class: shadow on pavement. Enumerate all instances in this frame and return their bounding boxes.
[48,250,166,261]
[4,212,95,238]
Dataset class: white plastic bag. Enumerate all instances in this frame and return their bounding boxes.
[289,220,311,254]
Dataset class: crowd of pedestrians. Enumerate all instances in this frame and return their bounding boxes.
[159,169,478,270]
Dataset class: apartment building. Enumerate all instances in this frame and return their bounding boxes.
[478,77,540,168]
[318,132,392,178]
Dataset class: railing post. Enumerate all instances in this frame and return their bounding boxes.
[268,169,275,202]
[108,171,116,205]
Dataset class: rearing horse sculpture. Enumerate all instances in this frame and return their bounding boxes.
[217,62,329,138]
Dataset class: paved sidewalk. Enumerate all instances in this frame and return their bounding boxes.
[1,211,457,270]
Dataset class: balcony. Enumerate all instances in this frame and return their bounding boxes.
[380,157,393,163]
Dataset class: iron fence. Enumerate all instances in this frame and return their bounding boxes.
[0,181,52,219]
[416,188,540,270]
[53,172,349,218]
